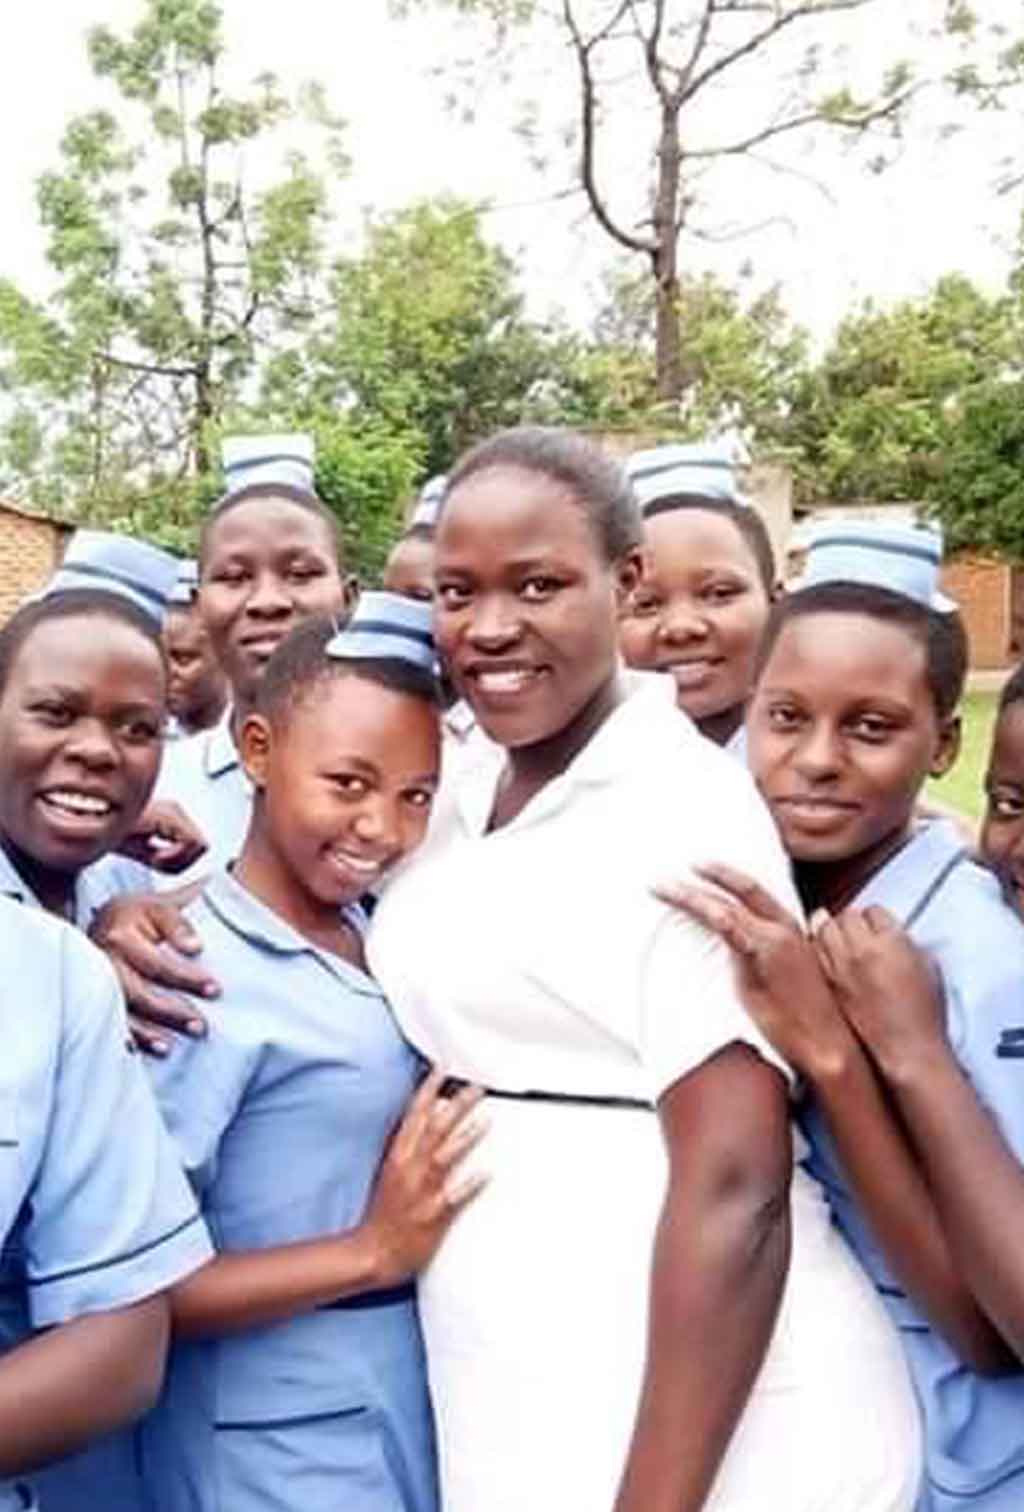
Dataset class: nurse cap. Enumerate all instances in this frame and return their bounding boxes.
[410,474,447,530]
[626,439,747,514]
[168,558,199,608]
[798,519,956,613]
[326,591,437,679]
[221,433,315,497]
[44,529,181,626]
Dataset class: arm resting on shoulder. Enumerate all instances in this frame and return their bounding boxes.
[0,1295,168,1476]
[615,1042,792,1512]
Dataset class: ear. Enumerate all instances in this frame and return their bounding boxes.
[613,547,644,618]
[239,713,273,791]
[929,713,961,780]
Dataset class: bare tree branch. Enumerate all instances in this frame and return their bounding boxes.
[682,85,915,159]
[681,0,872,105]
[562,0,657,254]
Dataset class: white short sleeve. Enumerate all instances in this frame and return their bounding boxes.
[639,907,793,1102]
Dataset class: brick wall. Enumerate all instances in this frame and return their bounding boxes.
[942,552,1011,670]
[0,509,66,623]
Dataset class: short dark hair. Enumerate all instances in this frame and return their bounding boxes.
[253,616,439,731]
[758,581,968,719]
[199,482,344,572]
[401,522,435,546]
[644,494,776,593]
[442,426,641,563]
[0,588,166,700]
[999,661,1024,713]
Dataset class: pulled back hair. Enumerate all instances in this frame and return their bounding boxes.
[442,426,641,563]
[0,588,166,700]
[644,494,776,594]
[199,482,344,573]
[999,660,1024,713]
[758,581,968,720]
[253,616,439,732]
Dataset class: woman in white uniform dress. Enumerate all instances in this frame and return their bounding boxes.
[367,428,922,1512]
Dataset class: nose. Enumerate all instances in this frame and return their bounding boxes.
[657,598,710,646]
[792,720,843,781]
[65,719,118,770]
[351,795,400,853]
[245,570,293,618]
[467,593,522,651]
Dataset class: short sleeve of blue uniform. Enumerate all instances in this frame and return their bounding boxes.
[21,925,212,1326]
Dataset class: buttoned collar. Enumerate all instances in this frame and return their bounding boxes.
[852,819,970,929]
[201,869,378,995]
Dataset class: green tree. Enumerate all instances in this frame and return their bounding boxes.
[396,0,916,403]
[789,273,1020,502]
[928,378,1024,558]
[574,264,808,445]
[0,0,344,531]
[271,197,578,475]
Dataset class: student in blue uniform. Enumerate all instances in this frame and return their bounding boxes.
[620,441,777,755]
[138,594,483,1512]
[661,520,1024,1510]
[153,433,355,885]
[0,895,212,1512]
[0,586,169,926]
[162,561,228,741]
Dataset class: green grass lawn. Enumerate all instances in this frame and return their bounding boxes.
[926,690,998,821]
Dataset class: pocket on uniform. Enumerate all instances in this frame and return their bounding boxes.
[214,1405,408,1511]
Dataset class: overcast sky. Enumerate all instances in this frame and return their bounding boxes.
[5,1,1021,343]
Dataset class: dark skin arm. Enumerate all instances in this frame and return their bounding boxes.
[659,867,1014,1375]
[171,1073,485,1340]
[89,883,218,1055]
[820,906,1024,1364]
[0,1296,168,1476]
[615,1043,791,1512]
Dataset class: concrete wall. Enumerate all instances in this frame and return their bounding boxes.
[0,507,67,621]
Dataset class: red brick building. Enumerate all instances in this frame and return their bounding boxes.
[0,499,72,621]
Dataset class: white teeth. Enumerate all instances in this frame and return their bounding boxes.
[331,851,381,877]
[476,670,536,694]
[45,790,112,816]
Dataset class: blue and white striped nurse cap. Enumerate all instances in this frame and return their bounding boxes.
[326,591,437,679]
[626,439,747,514]
[799,519,956,613]
[221,433,315,497]
[44,530,181,626]
[411,474,447,530]
[168,558,199,608]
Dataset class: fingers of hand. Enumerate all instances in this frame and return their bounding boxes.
[654,882,751,950]
[119,966,207,1037]
[693,863,792,925]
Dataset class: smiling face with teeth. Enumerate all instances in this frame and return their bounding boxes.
[235,670,440,947]
[434,464,640,761]
[0,610,166,898]
[620,507,773,746]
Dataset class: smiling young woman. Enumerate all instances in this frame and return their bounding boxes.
[366,427,922,1512]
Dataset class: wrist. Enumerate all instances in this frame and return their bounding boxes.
[354,1218,404,1292]
[879,1033,960,1095]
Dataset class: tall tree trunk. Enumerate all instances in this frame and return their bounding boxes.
[653,102,683,402]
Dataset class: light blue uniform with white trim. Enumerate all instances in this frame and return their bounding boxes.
[138,870,438,1512]
[152,710,252,887]
[0,897,212,1512]
[801,821,1024,1509]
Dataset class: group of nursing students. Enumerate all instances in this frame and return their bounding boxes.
[5,430,1024,1512]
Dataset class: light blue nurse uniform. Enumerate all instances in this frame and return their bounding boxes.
[801,820,1024,1510]
[0,898,212,1512]
[138,870,438,1512]
[152,711,251,887]
[0,842,151,930]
